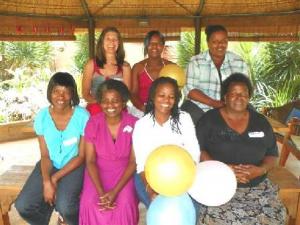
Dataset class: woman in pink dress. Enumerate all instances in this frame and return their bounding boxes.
[131,30,173,115]
[79,79,138,225]
[82,27,131,115]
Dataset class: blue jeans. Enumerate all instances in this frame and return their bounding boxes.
[134,173,151,208]
[134,173,201,224]
[15,161,84,225]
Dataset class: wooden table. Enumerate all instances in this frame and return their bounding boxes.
[0,165,33,225]
[291,136,300,149]
[266,116,289,133]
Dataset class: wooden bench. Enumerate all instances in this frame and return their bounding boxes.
[0,165,33,225]
[268,166,300,225]
[0,165,299,225]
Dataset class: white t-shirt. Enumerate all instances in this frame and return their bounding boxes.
[133,111,200,173]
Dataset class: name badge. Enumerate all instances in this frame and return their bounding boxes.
[123,125,133,133]
[63,137,78,146]
[248,131,264,138]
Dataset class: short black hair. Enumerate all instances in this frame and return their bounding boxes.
[144,30,165,56]
[205,25,227,42]
[96,79,130,103]
[145,77,182,134]
[221,73,253,100]
[47,72,79,105]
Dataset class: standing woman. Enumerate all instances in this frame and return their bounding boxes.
[15,72,89,225]
[82,27,131,115]
[79,79,138,225]
[131,30,173,114]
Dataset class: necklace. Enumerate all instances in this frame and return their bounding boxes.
[144,59,165,80]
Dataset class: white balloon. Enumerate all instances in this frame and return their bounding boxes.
[188,160,237,206]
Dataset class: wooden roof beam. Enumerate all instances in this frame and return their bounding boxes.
[1,8,298,21]
[94,0,115,15]
[172,0,194,15]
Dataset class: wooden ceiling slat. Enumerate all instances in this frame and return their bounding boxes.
[0,0,299,41]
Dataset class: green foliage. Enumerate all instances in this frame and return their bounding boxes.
[0,41,53,122]
[259,42,300,83]
[176,32,207,68]
[73,34,90,74]
[0,41,53,88]
[252,42,300,108]
[229,42,259,82]
[0,114,5,123]
[3,41,53,71]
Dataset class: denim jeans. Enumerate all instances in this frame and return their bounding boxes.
[134,173,201,224]
[134,173,151,208]
[15,161,84,225]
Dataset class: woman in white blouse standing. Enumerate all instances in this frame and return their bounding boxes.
[132,77,200,208]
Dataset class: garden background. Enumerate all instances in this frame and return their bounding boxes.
[0,32,300,124]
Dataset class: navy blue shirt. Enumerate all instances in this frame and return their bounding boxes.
[196,108,278,187]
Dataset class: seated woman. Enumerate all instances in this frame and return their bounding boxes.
[130,30,173,116]
[15,72,89,225]
[196,73,286,225]
[82,27,131,115]
[79,79,138,225]
[133,77,200,208]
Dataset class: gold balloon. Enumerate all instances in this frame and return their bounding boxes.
[159,64,186,89]
[145,145,196,196]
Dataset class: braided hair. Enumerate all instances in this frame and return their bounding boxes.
[145,77,182,134]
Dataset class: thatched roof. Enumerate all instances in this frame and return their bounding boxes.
[0,0,299,41]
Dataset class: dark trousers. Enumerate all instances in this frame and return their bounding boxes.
[181,100,205,125]
[15,161,84,225]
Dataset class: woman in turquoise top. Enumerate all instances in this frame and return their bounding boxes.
[15,72,89,225]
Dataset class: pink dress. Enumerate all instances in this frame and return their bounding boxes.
[79,111,139,225]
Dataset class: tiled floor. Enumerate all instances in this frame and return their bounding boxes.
[0,138,299,225]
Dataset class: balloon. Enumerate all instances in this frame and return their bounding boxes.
[188,160,237,206]
[147,193,196,225]
[145,145,196,196]
[159,64,186,89]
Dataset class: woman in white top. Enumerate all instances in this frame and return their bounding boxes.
[132,77,200,208]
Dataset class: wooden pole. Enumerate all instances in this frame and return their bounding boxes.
[194,17,201,55]
[80,0,95,59]
[88,19,95,59]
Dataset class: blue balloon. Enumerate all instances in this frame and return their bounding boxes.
[147,193,196,225]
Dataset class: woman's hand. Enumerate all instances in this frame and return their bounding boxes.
[230,164,265,184]
[146,184,158,201]
[50,174,59,189]
[98,189,118,211]
[43,180,56,206]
